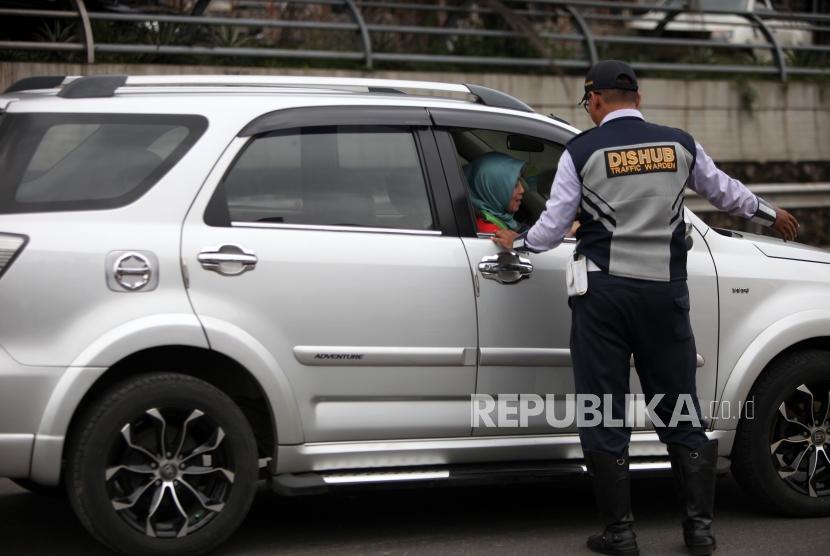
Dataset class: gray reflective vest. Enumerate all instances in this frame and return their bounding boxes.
[567,116,696,282]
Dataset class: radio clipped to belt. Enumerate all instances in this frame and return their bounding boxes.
[566,252,588,297]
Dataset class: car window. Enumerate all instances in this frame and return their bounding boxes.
[453,128,564,199]
[217,125,435,231]
[0,113,207,214]
[447,127,564,229]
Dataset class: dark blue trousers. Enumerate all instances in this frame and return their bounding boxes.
[569,271,708,456]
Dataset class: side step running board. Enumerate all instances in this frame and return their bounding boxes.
[269,459,676,496]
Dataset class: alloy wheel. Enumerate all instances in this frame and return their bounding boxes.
[104,407,236,538]
[770,383,830,498]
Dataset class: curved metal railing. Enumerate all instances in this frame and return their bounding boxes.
[0,0,828,80]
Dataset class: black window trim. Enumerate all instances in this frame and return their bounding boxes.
[428,108,576,238]
[208,105,457,236]
[429,108,575,145]
[433,129,476,239]
[238,105,431,137]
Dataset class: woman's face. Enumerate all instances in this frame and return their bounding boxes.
[507,181,524,214]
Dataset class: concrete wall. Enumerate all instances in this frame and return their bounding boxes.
[2,61,828,163]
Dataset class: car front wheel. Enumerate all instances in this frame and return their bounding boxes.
[66,373,259,556]
[732,349,830,516]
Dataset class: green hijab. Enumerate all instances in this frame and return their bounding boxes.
[464,152,525,231]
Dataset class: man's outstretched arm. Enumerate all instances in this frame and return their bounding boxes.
[689,142,799,241]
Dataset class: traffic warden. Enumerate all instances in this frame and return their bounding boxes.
[494,60,799,556]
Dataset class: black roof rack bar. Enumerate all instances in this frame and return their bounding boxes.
[58,75,127,98]
[367,86,406,94]
[466,84,534,113]
[549,114,573,126]
[4,75,67,94]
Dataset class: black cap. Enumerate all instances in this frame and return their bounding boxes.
[580,60,638,104]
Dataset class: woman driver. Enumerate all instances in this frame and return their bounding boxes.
[464,152,528,234]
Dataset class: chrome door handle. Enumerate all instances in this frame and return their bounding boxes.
[478,252,533,285]
[198,244,258,276]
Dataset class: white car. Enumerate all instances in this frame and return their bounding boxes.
[0,74,829,556]
[628,0,812,48]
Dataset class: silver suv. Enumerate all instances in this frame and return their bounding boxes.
[1,74,829,556]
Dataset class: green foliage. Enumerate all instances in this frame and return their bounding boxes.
[786,47,829,70]
[734,77,759,115]
[210,27,253,49]
[35,20,78,44]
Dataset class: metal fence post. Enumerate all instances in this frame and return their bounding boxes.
[71,0,94,64]
[344,0,373,69]
[748,13,788,82]
[564,5,598,67]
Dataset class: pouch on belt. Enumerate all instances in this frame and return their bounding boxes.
[566,252,588,297]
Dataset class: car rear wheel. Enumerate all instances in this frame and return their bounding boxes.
[732,349,830,516]
[66,373,259,556]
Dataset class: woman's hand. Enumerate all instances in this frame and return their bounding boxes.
[492,229,519,249]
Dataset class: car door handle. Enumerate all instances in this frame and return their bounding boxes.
[478,252,533,285]
[198,244,258,276]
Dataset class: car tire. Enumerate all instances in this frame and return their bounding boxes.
[732,349,830,517]
[65,373,259,556]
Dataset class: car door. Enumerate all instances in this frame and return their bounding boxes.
[181,106,478,443]
[430,108,720,437]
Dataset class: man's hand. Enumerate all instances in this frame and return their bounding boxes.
[492,229,519,249]
[771,208,799,242]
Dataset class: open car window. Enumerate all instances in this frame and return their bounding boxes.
[447,127,565,230]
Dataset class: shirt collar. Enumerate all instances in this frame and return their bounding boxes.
[600,108,644,126]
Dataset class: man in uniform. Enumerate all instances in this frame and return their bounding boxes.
[493,60,799,556]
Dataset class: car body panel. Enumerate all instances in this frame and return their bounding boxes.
[180,120,479,443]
[464,236,579,435]
[716,308,830,431]
[0,79,827,489]
[0,434,33,477]
[274,429,739,474]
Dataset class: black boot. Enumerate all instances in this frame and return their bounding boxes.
[668,439,718,556]
[583,449,639,556]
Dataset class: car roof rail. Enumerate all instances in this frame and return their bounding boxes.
[6,74,535,113]
[4,75,68,93]
[58,75,128,98]
[465,84,533,113]
[549,114,572,126]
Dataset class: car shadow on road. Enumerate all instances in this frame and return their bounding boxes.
[0,474,823,556]
[219,473,787,556]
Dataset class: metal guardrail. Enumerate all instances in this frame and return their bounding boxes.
[0,1,828,79]
[685,183,830,212]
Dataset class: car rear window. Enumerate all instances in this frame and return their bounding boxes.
[0,113,207,214]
